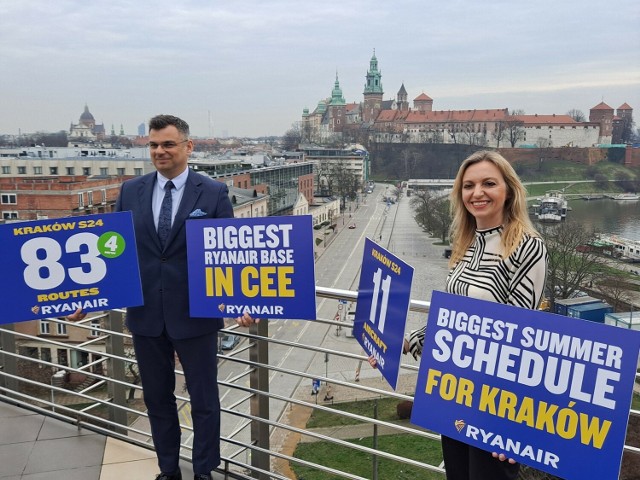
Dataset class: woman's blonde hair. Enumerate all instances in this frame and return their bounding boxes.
[448,150,539,266]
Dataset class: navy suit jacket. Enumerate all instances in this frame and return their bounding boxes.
[115,169,233,339]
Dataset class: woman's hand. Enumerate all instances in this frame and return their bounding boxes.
[492,452,516,464]
[236,312,259,327]
[367,355,378,369]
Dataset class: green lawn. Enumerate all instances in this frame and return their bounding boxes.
[305,397,403,428]
[292,433,444,480]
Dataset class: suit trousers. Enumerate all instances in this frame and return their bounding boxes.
[133,330,220,475]
[441,435,520,480]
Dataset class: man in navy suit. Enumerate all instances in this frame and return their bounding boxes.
[116,114,242,480]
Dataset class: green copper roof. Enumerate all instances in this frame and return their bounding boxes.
[364,49,383,95]
[330,73,346,106]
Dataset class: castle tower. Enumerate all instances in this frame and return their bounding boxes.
[413,93,433,112]
[328,73,346,133]
[589,102,614,143]
[397,83,409,112]
[363,50,383,124]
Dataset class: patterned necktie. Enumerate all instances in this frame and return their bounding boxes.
[157,180,174,248]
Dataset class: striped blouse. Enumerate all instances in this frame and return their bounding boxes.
[406,226,548,360]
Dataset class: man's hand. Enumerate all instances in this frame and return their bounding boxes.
[66,308,87,322]
[236,312,259,327]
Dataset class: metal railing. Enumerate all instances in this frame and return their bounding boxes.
[1,287,639,480]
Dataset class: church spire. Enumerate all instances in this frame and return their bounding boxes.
[364,49,383,95]
[330,72,346,106]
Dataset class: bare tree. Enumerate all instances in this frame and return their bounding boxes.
[595,272,634,312]
[566,109,586,122]
[505,110,526,147]
[538,223,601,307]
[282,123,302,151]
[492,121,508,148]
[410,189,451,242]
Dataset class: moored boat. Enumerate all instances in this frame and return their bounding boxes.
[535,190,568,222]
[597,234,640,262]
[611,193,640,201]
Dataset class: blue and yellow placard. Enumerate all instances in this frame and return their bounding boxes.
[353,238,414,389]
[411,291,640,480]
[0,212,143,324]
[186,215,316,319]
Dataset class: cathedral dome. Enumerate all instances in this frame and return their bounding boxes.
[80,105,95,125]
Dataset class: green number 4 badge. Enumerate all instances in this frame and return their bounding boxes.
[97,232,126,258]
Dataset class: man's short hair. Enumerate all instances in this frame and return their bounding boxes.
[149,115,190,138]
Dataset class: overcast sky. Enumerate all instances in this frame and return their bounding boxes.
[1,0,638,138]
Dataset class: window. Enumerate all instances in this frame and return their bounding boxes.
[57,322,67,335]
[117,168,125,176]
[101,189,107,204]
[33,166,42,175]
[18,166,26,174]
[2,166,10,174]
[87,191,93,206]
[78,193,84,208]
[39,320,50,335]
[83,167,91,175]
[3,212,18,219]
[134,168,142,176]
[40,347,52,363]
[1,194,17,204]
[67,167,75,175]
[90,319,101,337]
[100,167,108,175]
[49,166,58,175]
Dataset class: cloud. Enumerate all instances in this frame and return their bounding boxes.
[1,0,638,137]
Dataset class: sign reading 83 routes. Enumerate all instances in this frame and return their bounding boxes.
[0,212,143,324]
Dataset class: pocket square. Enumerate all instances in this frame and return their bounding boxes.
[189,209,207,217]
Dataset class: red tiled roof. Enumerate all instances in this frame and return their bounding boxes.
[414,93,433,101]
[618,102,633,110]
[404,108,508,124]
[345,102,360,112]
[374,109,411,122]
[590,102,613,110]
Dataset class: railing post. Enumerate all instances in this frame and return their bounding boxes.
[104,311,128,433]
[0,324,18,394]
[249,319,270,479]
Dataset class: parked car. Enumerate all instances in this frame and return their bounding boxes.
[348,223,356,229]
[219,333,240,350]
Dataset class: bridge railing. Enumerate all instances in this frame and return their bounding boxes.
[1,286,639,479]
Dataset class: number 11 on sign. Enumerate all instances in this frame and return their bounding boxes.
[370,267,391,333]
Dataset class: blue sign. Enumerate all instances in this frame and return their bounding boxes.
[411,291,640,480]
[0,212,143,324]
[186,215,316,319]
[353,238,414,389]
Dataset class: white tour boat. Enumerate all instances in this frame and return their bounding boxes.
[535,190,568,222]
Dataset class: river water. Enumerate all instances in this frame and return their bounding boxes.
[532,198,640,241]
